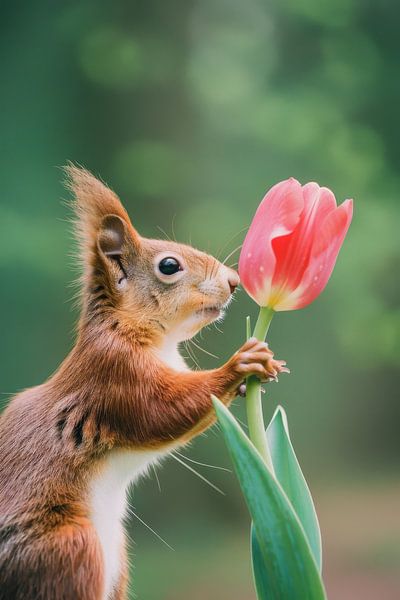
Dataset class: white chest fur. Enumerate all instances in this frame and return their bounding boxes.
[90,337,188,599]
[153,335,188,371]
[89,450,163,600]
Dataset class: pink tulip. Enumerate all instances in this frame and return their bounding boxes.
[239,178,353,311]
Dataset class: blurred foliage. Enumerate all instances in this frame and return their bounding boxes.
[1,0,399,598]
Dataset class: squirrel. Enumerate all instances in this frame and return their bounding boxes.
[0,166,287,600]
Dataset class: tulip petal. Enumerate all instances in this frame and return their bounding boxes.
[276,199,353,310]
[239,178,304,306]
[303,184,337,232]
[271,184,337,294]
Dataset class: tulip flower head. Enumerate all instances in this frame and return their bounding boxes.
[239,178,353,311]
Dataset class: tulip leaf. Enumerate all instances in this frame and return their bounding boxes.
[213,397,326,600]
[251,406,324,598]
[266,405,322,571]
[251,524,271,599]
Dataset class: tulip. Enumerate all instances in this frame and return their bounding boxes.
[239,178,353,467]
[239,178,353,311]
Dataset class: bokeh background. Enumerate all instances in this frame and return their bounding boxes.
[1,1,399,598]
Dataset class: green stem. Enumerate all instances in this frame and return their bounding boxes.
[246,306,275,471]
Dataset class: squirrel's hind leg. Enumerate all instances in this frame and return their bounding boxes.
[0,522,104,600]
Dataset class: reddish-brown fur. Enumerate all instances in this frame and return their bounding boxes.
[0,167,286,599]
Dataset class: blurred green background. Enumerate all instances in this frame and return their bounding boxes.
[1,1,399,598]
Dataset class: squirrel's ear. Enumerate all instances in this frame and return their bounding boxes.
[98,214,137,258]
[98,215,125,257]
[97,215,139,286]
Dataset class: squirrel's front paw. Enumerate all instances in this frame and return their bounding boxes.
[229,337,289,385]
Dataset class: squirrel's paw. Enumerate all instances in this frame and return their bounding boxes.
[229,337,289,384]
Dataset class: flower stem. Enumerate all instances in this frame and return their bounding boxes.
[246,306,275,472]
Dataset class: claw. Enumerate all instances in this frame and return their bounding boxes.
[238,383,247,397]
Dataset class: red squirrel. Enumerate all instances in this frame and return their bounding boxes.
[0,166,287,600]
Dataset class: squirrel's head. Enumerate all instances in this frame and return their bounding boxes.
[67,165,239,342]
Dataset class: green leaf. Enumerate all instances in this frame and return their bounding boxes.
[213,397,326,600]
[251,406,324,597]
[266,406,322,571]
[251,525,271,598]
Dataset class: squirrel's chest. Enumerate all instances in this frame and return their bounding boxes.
[154,338,188,371]
[89,340,187,598]
[89,450,163,600]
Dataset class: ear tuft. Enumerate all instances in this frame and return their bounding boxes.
[64,163,139,276]
[64,162,131,227]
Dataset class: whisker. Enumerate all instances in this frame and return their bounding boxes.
[125,506,174,550]
[171,454,225,495]
[235,416,249,430]
[152,464,161,492]
[184,340,199,368]
[204,261,210,281]
[171,214,177,242]
[223,244,243,265]
[188,340,201,370]
[156,225,173,241]
[211,257,220,280]
[190,338,219,359]
[184,341,201,370]
[175,451,231,472]
[215,225,248,261]
[209,423,220,437]
[183,340,190,358]
[208,258,216,281]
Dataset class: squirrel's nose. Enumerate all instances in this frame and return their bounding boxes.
[228,272,240,294]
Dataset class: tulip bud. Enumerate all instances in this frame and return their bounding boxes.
[239,178,353,311]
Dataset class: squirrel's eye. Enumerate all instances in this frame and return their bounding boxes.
[158,257,182,275]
